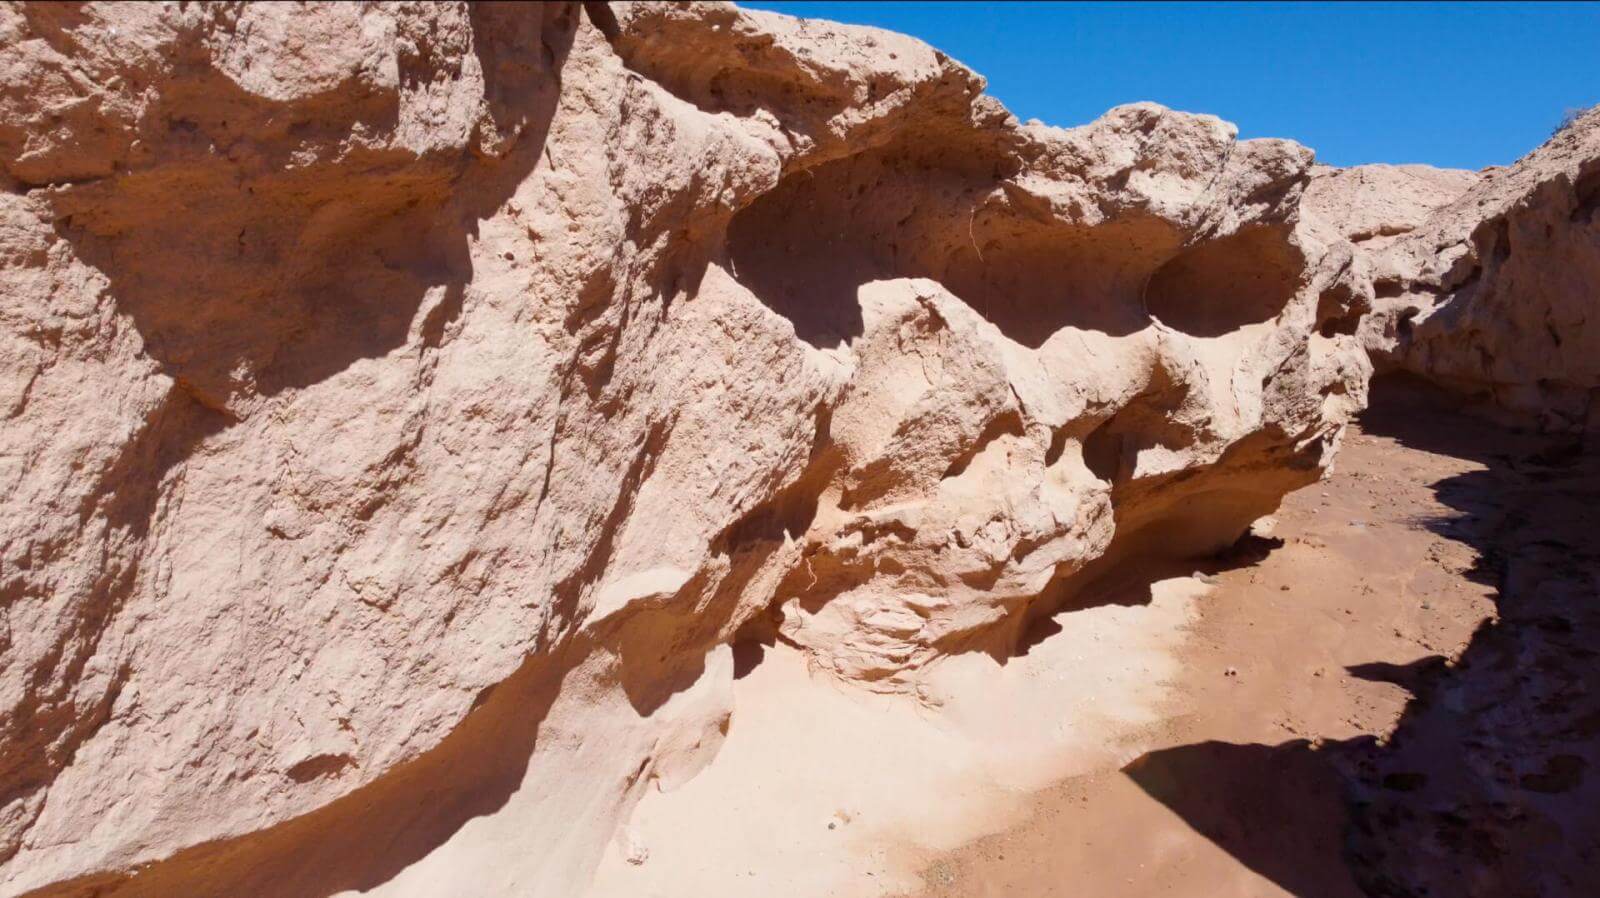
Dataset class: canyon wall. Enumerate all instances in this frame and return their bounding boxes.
[7,2,1591,896]
[1307,109,1600,430]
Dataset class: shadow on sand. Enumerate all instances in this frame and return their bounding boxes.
[1124,375,1600,897]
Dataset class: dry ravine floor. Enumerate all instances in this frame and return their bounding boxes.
[912,375,1600,898]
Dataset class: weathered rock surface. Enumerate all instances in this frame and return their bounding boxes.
[1314,108,1600,430]
[1302,163,1479,247]
[1,3,1374,895]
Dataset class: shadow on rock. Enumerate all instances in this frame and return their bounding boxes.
[15,7,589,897]
[47,4,573,418]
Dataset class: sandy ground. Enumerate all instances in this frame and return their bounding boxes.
[588,376,1600,897]
[588,572,1212,897]
[912,377,1600,898]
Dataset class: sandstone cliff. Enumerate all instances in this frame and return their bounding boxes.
[1309,109,1600,430]
[0,2,1485,895]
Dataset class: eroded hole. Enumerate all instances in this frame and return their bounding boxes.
[726,140,1178,349]
[1078,368,1195,488]
[1319,313,1361,339]
[1570,165,1600,225]
[1373,277,1407,299]
[1082,422,1124,483]
[1397,308,1419,343]
[1145,226,1303,337]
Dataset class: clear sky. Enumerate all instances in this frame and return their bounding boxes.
[739,2,1600,170]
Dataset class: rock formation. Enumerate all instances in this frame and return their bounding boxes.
[1308,109,1600,430]
[10,1,1589,895]
[1302,163,1480,247]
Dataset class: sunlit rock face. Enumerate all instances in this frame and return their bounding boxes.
[1309,108,1600,431]
[0,3,1373,895]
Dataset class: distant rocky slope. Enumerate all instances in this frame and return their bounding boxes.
[0,2,1590,896]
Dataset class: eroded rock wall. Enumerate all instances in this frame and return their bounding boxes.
[1,3,1370,895]
[1313,108,1600,430]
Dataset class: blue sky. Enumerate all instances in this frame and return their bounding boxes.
[739,2,1600,170]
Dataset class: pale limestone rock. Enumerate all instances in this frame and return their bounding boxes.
[0,3,1373,895]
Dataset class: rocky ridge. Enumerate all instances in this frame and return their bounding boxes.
[0,3,1592,896]
[1320,109,1600,430]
